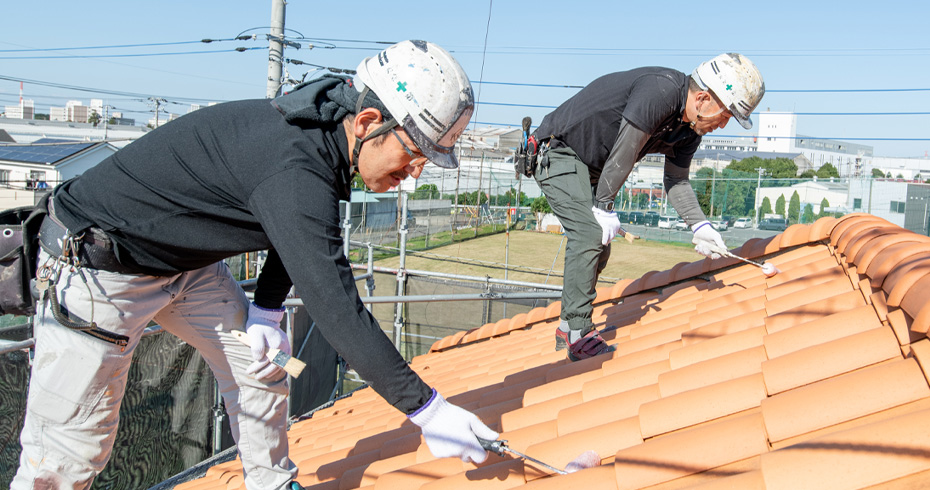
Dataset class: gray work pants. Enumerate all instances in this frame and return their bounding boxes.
[12,251,297,490]
[534,147,611,333]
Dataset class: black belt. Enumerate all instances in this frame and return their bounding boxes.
[38,213,141,275]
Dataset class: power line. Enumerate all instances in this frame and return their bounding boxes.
[0,37,255,53]
[0,75,224,104]
[0,47,265,60]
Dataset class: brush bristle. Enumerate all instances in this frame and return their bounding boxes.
[565,450,601,473]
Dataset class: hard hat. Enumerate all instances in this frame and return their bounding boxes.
[355,40,474,169]
[692,53,765,130]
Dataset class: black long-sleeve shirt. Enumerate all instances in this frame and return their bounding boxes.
[52,98,433,414]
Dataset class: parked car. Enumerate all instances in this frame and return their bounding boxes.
[711,219,729,231]
[643,211,660,227]
[616,210,630,223]
[759,218,789,231]
[657,216,677,229]
[674,219,689,230]
[629,211,644,225]
[733,217,753,229]
[721,215,736,227]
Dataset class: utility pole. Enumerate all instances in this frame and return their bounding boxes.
[148,97,166,128]
[266,0,286,98]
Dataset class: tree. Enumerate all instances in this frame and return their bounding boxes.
[88,110,101,127]
[819,198,830,218]
[500,187,528,206]
[897,173,905,179]
[530,195,551,214]
[788,190,801,223]
[760,197,773,218]
[775,194,786,217]
[729,156,798,179]
[802,203,815,224]
[352,173,366,189]
[872,168,885,178]
[817,163,840,179]
[799,170,816,179]
[411,184,439,200]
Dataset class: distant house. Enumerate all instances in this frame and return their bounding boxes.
[0,138,117,209]
[757,179,850,217]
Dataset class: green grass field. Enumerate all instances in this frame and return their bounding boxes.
[372,229,700,286]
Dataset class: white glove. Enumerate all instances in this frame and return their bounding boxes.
[245,303,290,382]
[409,389,499,463]
[592,206,622,246]
[691,220,727,259]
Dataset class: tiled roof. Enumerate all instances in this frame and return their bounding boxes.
[177,214,930,490]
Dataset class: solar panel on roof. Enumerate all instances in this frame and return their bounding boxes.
[0,142,94,164]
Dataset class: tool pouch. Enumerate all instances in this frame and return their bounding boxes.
[0,195,48,316]
[514,135,540,178]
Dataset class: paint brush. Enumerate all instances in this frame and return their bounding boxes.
[231,330,306,378]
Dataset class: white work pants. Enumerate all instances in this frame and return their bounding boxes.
[12,252,297,490]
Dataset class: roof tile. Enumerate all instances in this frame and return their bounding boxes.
[762,304,883,359]
[761,326,902,395]
[580,360,669,401]
[612,412,768,490]
[417,459,526,490]
[560,384,660,435]
[761,359,930,443]
[527,416,641,474]
[760,407,930,490]
[640,373,766,438]
[519,464,619,490]
[658,346,767,397]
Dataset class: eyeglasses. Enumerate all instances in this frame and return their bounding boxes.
[391,129,429,168]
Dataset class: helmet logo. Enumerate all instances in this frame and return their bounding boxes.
[397,81,408,92]
[726,84,733,91]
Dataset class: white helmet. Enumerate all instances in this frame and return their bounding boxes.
[692,53,765,130]
[355,40,474,169]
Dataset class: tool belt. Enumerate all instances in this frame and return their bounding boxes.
[39,203,139,276]
[0,198,45,317]
[514,135,550,178]
[34,198,131,346]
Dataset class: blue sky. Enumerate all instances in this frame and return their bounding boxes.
[2,0,929,158]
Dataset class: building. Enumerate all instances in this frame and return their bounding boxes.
[4,99,35,120]
[0,138,117,209]
[757,178,850,218]
[868,155,930,181]
[0,117,148,149]
[700,111,873,177]
[846,178,930,235]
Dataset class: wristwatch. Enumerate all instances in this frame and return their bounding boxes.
[595,200,615,212]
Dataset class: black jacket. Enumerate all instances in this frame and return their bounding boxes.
[53,89,432,414]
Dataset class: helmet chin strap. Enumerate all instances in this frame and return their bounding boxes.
[689,97,725,133]
[350,86,398,176]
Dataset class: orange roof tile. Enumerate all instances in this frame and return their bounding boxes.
[180,215,930,490]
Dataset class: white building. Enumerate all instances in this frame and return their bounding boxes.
[846,178,930,234]
[0,139,117,209]
[700,111,873,177]
[868,156,930,181]
[3,99,34,120]
[757,179,849,217]
[0,117,149,149]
